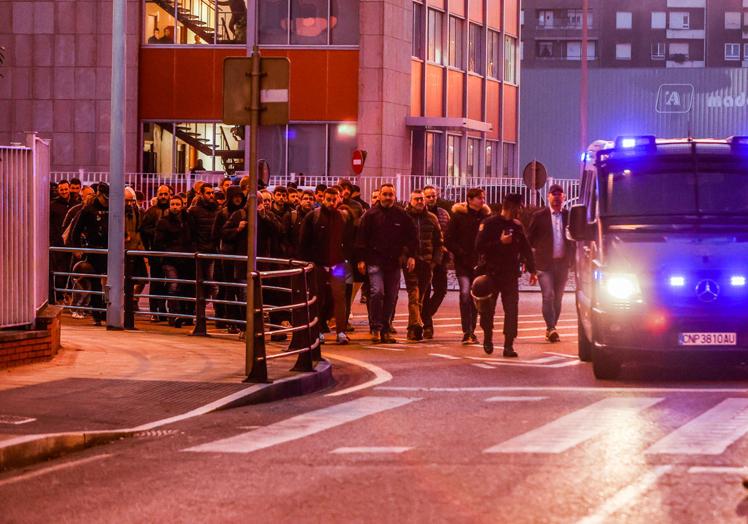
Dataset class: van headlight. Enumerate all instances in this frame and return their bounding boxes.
[596,272,642,302]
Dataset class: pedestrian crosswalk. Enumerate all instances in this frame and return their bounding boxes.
[185,393,748,458]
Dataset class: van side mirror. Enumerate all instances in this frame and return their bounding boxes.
[567,205,594,241]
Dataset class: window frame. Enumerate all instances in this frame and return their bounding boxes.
[651,12,666,29]
[616,11,632,30]
[427,8,444,64]
[725,43,741,61]
[669,12,690,30]
[651,42,665,60]
[487,29,500,78]
[412,2,424,59]
[616,43,632,61]
[448,15,465,69]
[254,0,360,47]
[468,23,484,74]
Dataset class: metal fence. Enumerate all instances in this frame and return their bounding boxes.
[50,171,580,208]
[49,247,322,383]
[1,135,50,328]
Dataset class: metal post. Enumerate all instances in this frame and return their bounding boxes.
[245,274,268,383]
[192,255,208,336]
[106,0,126,329]
[290,269,314,373]
[124,253,135,329]
[245,46,261,377]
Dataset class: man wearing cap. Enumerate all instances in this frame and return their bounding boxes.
[528,184,574,343]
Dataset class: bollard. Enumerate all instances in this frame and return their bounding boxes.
[306,266,322,361]
[124,254,135,330]
[245,275,269,383]
[192,255,208,336]
[289,269,314,373]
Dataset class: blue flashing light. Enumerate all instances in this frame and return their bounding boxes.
[614,135,657,150]
[669,276,685,287]
[621,138,637,149]
[731,275,746,287]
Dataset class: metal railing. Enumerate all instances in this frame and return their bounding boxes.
[48,247,322,383]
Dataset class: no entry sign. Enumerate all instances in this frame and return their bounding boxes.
[352,150,367,175]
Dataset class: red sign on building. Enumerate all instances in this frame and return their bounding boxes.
[352,150,367,175]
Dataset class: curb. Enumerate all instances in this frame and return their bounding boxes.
[0,360,334,472]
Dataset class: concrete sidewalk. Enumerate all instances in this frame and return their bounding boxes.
[0,321,333,470]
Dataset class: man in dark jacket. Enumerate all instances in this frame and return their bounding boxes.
[422,185,451,339]
[299,187,352,345]
[49,180,75,303]
[355,183,417,343]
[444,188,491,345]
[188,184,220,300]
[154,195,194,327]
[475,193,537,356]
[403,190,443,341]
[141,185,171,321]
[212,186,245,333]
[284,189,315,258]
[527,184,574,343]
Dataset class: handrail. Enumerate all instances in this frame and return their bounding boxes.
[49,246,323,382]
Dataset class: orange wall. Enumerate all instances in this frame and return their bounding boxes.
[467,75,482,122]
[139,48,359,121]
[446,70,463,118]
[486,80,500,140]
[503,84,518,142]
[504,0,519,37]
[449,1,464,18]
[468,0,484,23]
[427,0,445,10]
[487,0,501,30]
[425,64,443,117]
[411,61,423,117]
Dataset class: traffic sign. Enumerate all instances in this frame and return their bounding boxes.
[522,161,548,190]
[352,150,367,175]
[222,57,290,126]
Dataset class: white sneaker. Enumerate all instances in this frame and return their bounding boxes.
[71,311,84,319]
[319,333,326,345]
[336,332,349,345]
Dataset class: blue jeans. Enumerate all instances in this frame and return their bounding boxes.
[367,264,400,334]
[538,261,569,330]
[457,272,477,336]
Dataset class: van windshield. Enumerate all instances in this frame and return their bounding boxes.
[604,170,748,217]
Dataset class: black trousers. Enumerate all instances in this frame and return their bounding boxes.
[478,274,519,345]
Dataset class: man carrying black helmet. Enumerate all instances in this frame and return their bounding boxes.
[473,193,537,356]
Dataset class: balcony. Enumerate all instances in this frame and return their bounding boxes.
[666,28,705,39]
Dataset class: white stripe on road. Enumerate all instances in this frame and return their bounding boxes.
[485,396,548,402]
[377,386,748,394]
[688,466,748,475]
[184,397,419,454]
[472,363,496,370]
[484,397,663,454]
[429,353,463,360]
[324,353,393,397]
[331,446,412,454]
[646,398,748,455]
[396,319,577,328]
[577,466,673,524]
[0,454,112,488]
[447,325,577,335]
[467,355,568,364]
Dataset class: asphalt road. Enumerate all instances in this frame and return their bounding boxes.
[3,293,748,523]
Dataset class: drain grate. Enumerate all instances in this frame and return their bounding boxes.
[133,429,181,439]
[0,415,37,425]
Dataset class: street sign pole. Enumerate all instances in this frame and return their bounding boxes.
[245,46,261,377]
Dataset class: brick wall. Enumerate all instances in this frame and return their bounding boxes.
[0,306,61,369]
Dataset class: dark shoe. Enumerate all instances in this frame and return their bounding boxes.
[467,334,479,345]
[371,331,381,343]
[503,347,518,358]
[406,326,423,342]
[547,328,560,343]
[389,325,398,335]
[174,318,183,329]
[423,326,434,340]
[227,325,240,334]
[381,332,397,344]
[461,333,471,345]
[270,332,288,342]
[345,322,355,333]
[483,342,494,355]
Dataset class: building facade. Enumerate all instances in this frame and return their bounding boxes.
[0,0,521,180]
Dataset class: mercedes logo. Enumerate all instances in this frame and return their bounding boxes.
[695,279,720,302]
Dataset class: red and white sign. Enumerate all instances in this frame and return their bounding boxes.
[352,150,367,175]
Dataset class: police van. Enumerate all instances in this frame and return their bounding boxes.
[568,135,748,379]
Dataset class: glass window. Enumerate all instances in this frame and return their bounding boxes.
[502,143,516,177]
[725,43,741,61]
[427,9,443,64]
[669,12,689,30]
[668,42,689,59]
[467,138,481,177]
[331,0,359,44]
[425,132,442,178]
[447,135,462,185]
[616,12,632,29]
[290,0,329,45]
[726,12,742,30]
[468,23,483,74]
[413,2,424,58]
[259,0,288,44]
[616,43,632,60]
[328,123,357,179]
[217,0,247,44]
[486,141,499,177]
[448,16,464,69]
[504,36,517,82]
[538,10,554,28]
[144,0,251,45]
[143,1,179,45]
[259,125,287,177]
[487,30,500,78]
[744,43,748,60]
[288,124,326,176]
[537,41,553,58]
[651,12,666,29]
[566,41,581,60]
[651,42,665,60]
[567,9,592,29]
[520,10,524,27]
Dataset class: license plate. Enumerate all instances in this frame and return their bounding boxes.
[679,332,737,346]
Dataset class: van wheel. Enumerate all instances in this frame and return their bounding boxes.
[593,352,621,380]
[578,317,592,362]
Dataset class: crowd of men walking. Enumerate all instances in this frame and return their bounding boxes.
[49,176,572,357]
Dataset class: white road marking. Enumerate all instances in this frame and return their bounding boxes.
[577,466,673,524]
[324,353,394,397]
[472,364,496,370]
[688,466,748,475]
[379,347,406,352]
[331,446,412,454]
[484,397,663,454]
[184,396,419,454]
[646,398,748,455]
[377,386,748,394]
[0,454,112,488]
[448,325,578,335]
[399,319,577,329]
[466,357,582,369]
[467,355,567,364]
[544,351,577,358]
[429,353,463,360]
[485,396,548,402]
